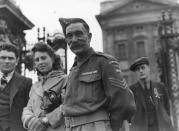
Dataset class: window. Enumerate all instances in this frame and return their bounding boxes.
[136,41,146,57]
[115,28,125,34]
[117,43,127,60]
[136,25,143,31]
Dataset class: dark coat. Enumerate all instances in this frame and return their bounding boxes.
[0,72,32,131]
[129,81,174,131]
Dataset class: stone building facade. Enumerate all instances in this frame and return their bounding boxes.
[96,0,179,130]
[0,0,34,72]
[96,0,179,84]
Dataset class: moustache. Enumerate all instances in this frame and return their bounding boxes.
[69,42,82,49]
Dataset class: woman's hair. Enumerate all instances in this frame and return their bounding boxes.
[31,42,63,73]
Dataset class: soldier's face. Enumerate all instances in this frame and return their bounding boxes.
[65,23,91,55]
[0,50,18,74]
[135,64,150,80]
[34,52,54,74]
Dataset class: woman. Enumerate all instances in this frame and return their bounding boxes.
[22,42,67,131]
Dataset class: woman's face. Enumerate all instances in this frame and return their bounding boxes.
[34,51,54,74]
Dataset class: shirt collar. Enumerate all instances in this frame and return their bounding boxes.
[73,47,95,68]
[139,79,150,89]
[0,71,14,82]
[38,70,65,83]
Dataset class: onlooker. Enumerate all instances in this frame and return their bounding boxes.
[45,18,136,131]
[0,43,32,131]
[22,42,67,131]
[129,57,174,131]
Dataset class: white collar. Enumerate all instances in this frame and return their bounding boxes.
[0,71,14,82]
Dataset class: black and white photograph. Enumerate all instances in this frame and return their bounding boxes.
[0,0,179,131]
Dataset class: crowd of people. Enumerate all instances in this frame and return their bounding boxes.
[0,17,175,131]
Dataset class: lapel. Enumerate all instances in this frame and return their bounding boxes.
[150,81,159,106]
[135,81,147,110]
[43,75,65,91]
[9,72,22,108]
[33,82,44,97]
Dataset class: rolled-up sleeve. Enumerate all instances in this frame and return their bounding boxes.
[102,59,136,131]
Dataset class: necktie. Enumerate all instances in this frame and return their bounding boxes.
[144,80,147,90]
[0,74,7,91]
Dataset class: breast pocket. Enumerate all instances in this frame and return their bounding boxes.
[79,73,101,102]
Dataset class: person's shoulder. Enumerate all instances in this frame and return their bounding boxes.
[93,52,118,64]
[151,81,166,91]
[129,82,139,91]
[20,74,32,81]
[94,51,116,60]
[93,52,122,72]
[14,72,32,83]
[152,80,165,87]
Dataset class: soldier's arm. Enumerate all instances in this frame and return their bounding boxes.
[101,58,136,131]
[46,105,64,128]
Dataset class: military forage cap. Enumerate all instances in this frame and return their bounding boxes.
[59,17,89,35]
[130,57,149,71]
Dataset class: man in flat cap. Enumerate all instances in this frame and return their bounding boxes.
[129,57,174,131]
[46,18,136,131]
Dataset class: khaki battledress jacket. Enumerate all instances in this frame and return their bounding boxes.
[48,48,136,131]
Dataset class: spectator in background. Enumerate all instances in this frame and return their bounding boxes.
[22,42,67,131]
[129,57,174,131]
[0,43,32,131]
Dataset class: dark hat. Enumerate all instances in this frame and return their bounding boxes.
[130,57,149,71]
[59,18,89,35]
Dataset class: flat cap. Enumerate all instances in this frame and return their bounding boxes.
[59,18,89,35]
[130,57,149,71]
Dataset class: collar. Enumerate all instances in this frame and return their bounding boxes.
[73,47,95,67]
[0,71,14,82]
[139,79,151,89]
[38,70,65,83]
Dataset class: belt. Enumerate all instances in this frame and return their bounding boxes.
[65,109,109,128]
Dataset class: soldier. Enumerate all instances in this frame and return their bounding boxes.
[44,18,136,131]
[129,57,174,131]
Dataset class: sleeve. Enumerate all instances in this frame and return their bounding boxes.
[42,75,67,113]
[21,87,35,129]
[46,105,64,128]
[24,78,32,106]
[102,58,136,131]
[44,76,67,128]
